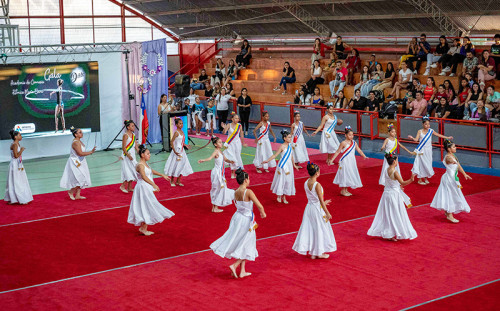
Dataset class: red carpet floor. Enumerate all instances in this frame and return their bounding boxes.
[0,189,499,310]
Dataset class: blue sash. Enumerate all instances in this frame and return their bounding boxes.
[416,129,433,152]
[278,145,292,169]
[326,115,337,134]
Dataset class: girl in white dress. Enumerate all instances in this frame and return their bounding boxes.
[4,130,33,204]
[164,118,193,187]
[330,126,368,196]
[263,130,299,204]
[210,169,267,279]
[291,111,310,168]
[379,124,416,185]
[252,111,276,173]
[60,127,96,200]
[311,104,343,165]
[430,140,472,223]
[292,162,336,259]
[368,154,418,241]
[408,116,452,185]
[223,112,247,178]
[120,120,139,193]
[198,136,235,213]
[128,145,174,236]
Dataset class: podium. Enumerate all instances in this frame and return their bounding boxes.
[161,110,188,152]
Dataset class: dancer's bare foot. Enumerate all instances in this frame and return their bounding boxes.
[229,265,238,278]
[446,214,459,223]
[176,183,184,187]
[75,195,86,200]
[295,165,302,169]
[212,206,224,213]
[68,191,75,200]
[424,179,430,184]
[390,237,398,241]
[256,169,262,173]
[311,255,317,259]
[120,185,129,193]
[318,253,330,259]
[283,197,289,204]
[418,180,426,185]
[264,169,269,173]
[231,174,236,179]
[340,190,350,197]
[277,196,282,203]
[239,272,252,278]
[128,188,134,192]
[170,182,176,187]
[139,228,153,236]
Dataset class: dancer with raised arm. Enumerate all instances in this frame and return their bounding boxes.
[263,130,299,204]
[291,111,310,168]
[367,154,417,241]
[120,120,138,193]
[408,116,453,185]
[164,118,193,187]
[198,136,235,213]
[253,111,276,173]
[4,130,33,204]
[292,162,336,259]
[128,145,174,236]
[331,126,368,197]
[210,169,266,279]
[430,140,472,223]
[60,127,96,200]
[223,112,247,178]
[50,79,66,133]
[379,124,416,185]
[312,103,343,165]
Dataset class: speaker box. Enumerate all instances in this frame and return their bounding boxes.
[175,74,191,97]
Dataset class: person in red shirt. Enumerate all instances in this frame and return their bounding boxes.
[344,48,361,85]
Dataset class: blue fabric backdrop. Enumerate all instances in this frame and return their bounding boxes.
[141,39,168,143]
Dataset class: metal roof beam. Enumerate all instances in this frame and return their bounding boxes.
[406,0,465,36]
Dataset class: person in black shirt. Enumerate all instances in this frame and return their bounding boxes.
[491,34,500,80]
[365,91,380,112]
[349,89,368,110]
[236,39,252,68]
[204,81,214,97]
[491,101,500,119]
[237,88,252,135]
[190,69,209,90]
[274,61,296,95]
[434,97,452,119]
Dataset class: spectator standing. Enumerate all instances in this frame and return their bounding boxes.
[439,38,461,76]
[332,36,350,60]
[373,62,396,92]
[344,49,361,85]
[237,88,252,135]
[387,61,412,99]
[478,50,497,86]
[426,35,449,75]
[236,40,252,69]
[305,60,324,94]
[349,89,368,110]
[274,62,296,95]
[215,88,232,131]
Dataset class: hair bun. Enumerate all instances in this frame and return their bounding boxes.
[280,129,290,139]
[211,136,220,145]
[306,161,319,176]
[235,168,249,185]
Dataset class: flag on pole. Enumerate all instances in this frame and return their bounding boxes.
[140,93,149,143]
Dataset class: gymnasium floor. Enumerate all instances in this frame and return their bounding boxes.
[0,135,499,310]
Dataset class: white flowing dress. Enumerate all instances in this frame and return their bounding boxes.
[253,121,276,169]
[210,189,258,261]
[4,145,33,204]
[292,121,309,163]
[379,138,401,185]
[128,164,175,226]
[333,141,363,189]
[164,132,193,177]
[121,134,138,182]
[60,140,92,189]
[270,144,296,196]
[367,169,418,240]
[211,150,235,207]
[430,157,470,214]
[320,116,340,154]
[411,129,435,179]
[292,181,337,256]
[224,124,244,170]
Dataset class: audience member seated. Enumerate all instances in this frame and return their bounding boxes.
[434,97,452,119]
[407,91,427,117]
[344,49,361,85]
[464,72,475,88]
[335,90,348,108]
[408,33,431,75]
[456,79,470,109]
[491,34,500,78]
[458,36,475,74]
[485,85,500,110]
[400,37,418,69]
[329,61,347,98]
[212,82,221,97]
[373,62,396,92]
[311,38,328,66]
[401,78,422,115]
[387,61,412,99]
[331,35,350,60]
[461,51,478,78]
[354,65,370,94]
[226,81,236,97]
[348,89,368,110]
[478,50,496,86]
[204,81,214,97]
[362,63,383,97]
[211,58,226,85]
[274,61,296,95]
[439,38,461,76]
[236,39,252,69]
[367,54,379,73]
[365,91,381,112]
[294,87,312,106]
[471,99,490,121]
[305,59,324,94]
[426,35,449,75]
[465,82,483,114]
[491,101,500,119]
[191,69,209,90]
[310,87,324,106]
[423,77,437,113]
[223,59,237,87]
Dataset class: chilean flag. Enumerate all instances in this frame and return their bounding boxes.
[140,94,149,143]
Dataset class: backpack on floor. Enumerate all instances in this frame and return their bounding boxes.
[379,100,399,119]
